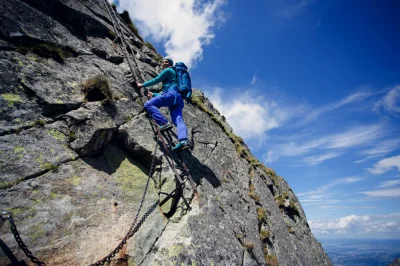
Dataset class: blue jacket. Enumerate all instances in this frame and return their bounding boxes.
[142,68,178,93]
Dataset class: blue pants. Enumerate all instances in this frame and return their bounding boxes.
[144,90,188,141]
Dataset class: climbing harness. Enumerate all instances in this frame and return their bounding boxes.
[1,1,198,265]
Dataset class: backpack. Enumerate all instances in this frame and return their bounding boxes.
[174,62,192,100]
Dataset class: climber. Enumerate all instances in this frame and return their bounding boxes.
[137,57,189,151]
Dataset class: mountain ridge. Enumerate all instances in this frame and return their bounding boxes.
[0,0,332,265]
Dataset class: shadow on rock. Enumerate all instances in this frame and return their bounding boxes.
[80,141,149,178]
[0,237,29,266]
[160,130,221,189]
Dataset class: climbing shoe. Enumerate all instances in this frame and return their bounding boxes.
[159,123,173,132]
[171,140,190,151]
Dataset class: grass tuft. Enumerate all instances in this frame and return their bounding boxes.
[82,75,113,102]
[145,42,157,52]
[107,30,116,40]
[265,254,279,266]
[243,241,254,250]
[153,54,163,63]
[257,207,267,223]
[260,228,270,242]
[119,10,143,41]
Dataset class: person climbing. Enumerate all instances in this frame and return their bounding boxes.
[137,57,190,151]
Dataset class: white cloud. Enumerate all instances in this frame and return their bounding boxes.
[336,90,373,107]
[118,0,226,68]
[206,88,300,139]
[251,73,257,85]
[360,187,400,197]
[327,124,386,149]
[355,138,400,163]
[368,155,400,175]
[298,176,362,202]
[267,123,387,162]
[278,0,315,19]
[378,179,400,188]
[309,213,400,235]
[302,152,344,165]
[374,85,400,114]
[295,90,373,126]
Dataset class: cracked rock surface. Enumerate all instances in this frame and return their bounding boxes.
[0,0,332,265]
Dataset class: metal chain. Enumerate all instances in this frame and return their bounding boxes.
[1,141,160,266]
[0,1,194,266]
[89,200,160,266]
[90,141,160,265]
[1,211,46,266]
[128,142,159,234]
[89,1,198,264]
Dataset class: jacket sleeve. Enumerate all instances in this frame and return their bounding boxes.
[142,69,171,88]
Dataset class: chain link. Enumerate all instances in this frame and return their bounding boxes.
[1,1,195,265]
[89,140,160,265]
[128,142,159,235]
[89,200,160,266]
[2,137,160,266]
[0,212,46,266]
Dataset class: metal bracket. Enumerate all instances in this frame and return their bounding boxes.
[0,211,12,220]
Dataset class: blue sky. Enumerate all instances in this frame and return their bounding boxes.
[112,0,400,239]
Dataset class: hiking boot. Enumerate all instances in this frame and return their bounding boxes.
[171,140,190,151]
[159,123,173,132]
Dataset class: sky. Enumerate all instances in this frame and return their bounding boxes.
[111,0,400,239]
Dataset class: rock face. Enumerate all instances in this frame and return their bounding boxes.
[0,0,332,265]
[389,258,400,266]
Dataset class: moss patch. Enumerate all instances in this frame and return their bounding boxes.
[36,119,46,126]
[29,223,45,242]
[40,163,58,171]
[104,144,149,201]
[168,244,183,258]
[6,207,28,216]
[47,129,66,141]
[16,43,75,63]
[69,175,81,186]
[1,93,23,107]
[0,179,22,189]
[114,159,147,200]
[14,145,25,159]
